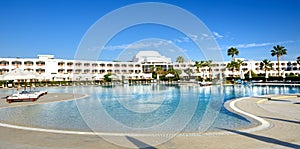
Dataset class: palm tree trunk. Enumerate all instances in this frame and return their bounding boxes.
[265,69,267,82]
[277,55,280,76]
[209,69,212,81]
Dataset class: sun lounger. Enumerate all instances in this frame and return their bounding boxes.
[6,90,48,103]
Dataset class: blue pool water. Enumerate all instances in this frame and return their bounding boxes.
[0,85,299,133]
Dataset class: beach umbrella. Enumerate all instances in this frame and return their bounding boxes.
[1,68,38,90]
[109,74,119,80]
[1,68,37,81]
[165,73,174,78]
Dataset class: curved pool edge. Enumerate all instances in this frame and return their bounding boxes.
[226,97,271,133]
[0,95,272,137]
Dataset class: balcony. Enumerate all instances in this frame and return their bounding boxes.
[24,61,34,66]
[36,61,45,66]
[12,61,22,66]
[58,62,65,67]
[0,61,9,66]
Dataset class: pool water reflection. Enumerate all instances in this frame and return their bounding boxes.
[0,85,299,133]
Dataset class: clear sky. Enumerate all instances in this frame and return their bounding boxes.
[0,0,299,62]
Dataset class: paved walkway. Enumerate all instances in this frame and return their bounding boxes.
[0,94,299,148]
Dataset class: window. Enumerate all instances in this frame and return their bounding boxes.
[36,61,45,66]
[12,61,22,66]
[36,68,45,73]
[67,62,73,66]
[67,69,73,74]
[242,63,248,66]
[99,69,105,74]
[0,61,9,66]
[92,69,98,74]
[24,61,34,66]
[75,69,82,73]
[58,69,64,73]
[58,62,65,66]
[92,63,98,67]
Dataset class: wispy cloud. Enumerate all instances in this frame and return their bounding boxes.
[231,42,273,49]
[188,33,199,41]
[278,40,300,45]
[173,34,198,43]
[173,32,223,43]
[213,32,224,39]
[174,37,190,43]
[104,40,173,51]
[227,40,300,49]
[104,44,128,50]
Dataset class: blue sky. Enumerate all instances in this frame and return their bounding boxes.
[0,0,299,62]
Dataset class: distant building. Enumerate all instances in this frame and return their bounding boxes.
[0,51,299,81]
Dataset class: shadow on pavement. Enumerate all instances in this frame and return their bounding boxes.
[125,136,157,149]
[260,116,300,125]
[218,128,300,148]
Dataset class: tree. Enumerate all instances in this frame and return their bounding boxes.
[194,61,206,73]
[297,56,300,64]
[167,68,181,80]
[104,73,112,82]
[271,45,287,76]
[205,60,213,80]
[260,59,273,75]
[184,68,193,77]
[150,66,165,80]
[236,59,244,72]
[176,56,185,63]
[227,61,238,76]
[194,61,206,80]
[227,47,239,61]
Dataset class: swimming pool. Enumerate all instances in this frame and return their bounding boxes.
[0,84,299,133]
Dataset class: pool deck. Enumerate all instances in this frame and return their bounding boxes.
[0,93,299,148]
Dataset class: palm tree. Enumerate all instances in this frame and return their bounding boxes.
[226,61,238,76]
[167,68,181,80]
[260,59,273,76]
[194,61,206,80]
[150,66,165,80]
[271,45,287,76]
[227,47,239,61]
[236,59,243,72]
[184,68,193,78]
[194,61,206,73]
[297,56,300,64]
[205,60,213,80]
[176,56,185,63]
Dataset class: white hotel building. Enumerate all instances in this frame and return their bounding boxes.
[0,51,299,82]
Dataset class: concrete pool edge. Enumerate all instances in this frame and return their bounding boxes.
[0,95,273,137]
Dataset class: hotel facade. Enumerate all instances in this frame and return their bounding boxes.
[0,51,299,82]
